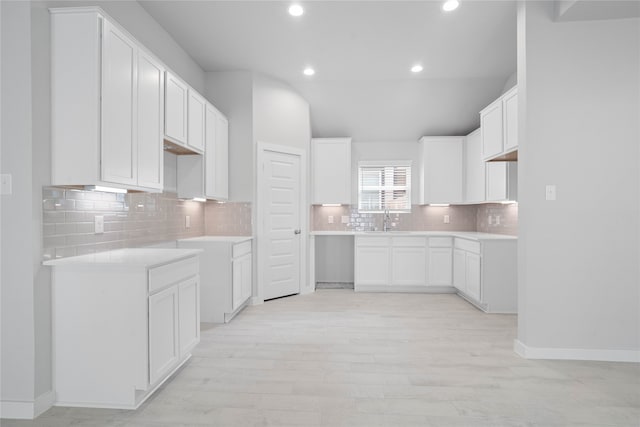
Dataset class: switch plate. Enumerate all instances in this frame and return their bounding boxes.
[546,185,557,201]
[1,174,12,195]
[495,216,501,225]
[94,215,104,234]
[185,215,191,229]
[328,215,334,224]
[341,215,349,224]
[443,215,450,224]
[488,215,493,225]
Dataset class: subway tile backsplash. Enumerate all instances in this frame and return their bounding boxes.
[312,203,518,235]
[42,187,205,260]
[204,201,252,236]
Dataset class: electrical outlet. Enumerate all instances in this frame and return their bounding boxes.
[341,215,349,224]
[94,215,104,234]
[443,215,450,224]
[495,216,501,225]
[185,215,191,229]
[488,215,493,225]
[328,215,334,224]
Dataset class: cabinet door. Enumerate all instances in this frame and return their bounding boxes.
[165,72,188,145]
[187,91,206,152]
[205,106,229,200]
[312,138,351,204]
[453,249,466,292]
[355,246,390,286]
[481,101,503,160]
[503,88,518,152]
[178,278,200,358]
[149,286,179,385]
[101,19,137,186]
[391,246,427,286]
[231,256,244,311]
[486,162,508,201]
[428,247,452,286]
[137,50,164,190]
[465,129,485,203]
[466,252,481,301]
[240,253,252,303]
[420,137,464,204]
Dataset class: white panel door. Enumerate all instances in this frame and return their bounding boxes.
[428,247,452,286]
[101,19,137,186]
[391,246,427,286]
[178,278,200,358]
[262,150,301,300]
[137,50,164,190]
[148,286,178,385]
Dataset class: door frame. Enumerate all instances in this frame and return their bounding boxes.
[255,141,309,304]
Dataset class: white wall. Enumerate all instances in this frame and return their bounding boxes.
[206,71,254,202]
[517,1,640,360]
[253,73,311,151]
[351,141,421,206]
[1,0,36,410]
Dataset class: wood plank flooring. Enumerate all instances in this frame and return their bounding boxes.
[5,290,640,426]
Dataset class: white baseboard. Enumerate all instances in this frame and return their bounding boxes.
[249,296,263,305]
[514,339,640,363]
[1,390,54,420]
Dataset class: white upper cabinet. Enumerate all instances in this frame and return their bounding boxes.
[481,86,518,161]
[464,128,485,204]
[312,138,352,205]
[486,162,518,202]
[205,105,229,200]
[187,90,206,153]
[51,8,164,192]
[177,103,229,201]
[164,71,189,147]
[418,136,464,205]
[136,50,165,190]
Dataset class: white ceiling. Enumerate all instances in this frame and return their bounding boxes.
[139,0,518,140]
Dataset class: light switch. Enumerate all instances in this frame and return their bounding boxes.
[328,215,334,224]
[495,216,501,225]
[94,215,104,234]
[341,215,349,224]
[546,185,557,201]
[443,215,450,224]
[185,215,191,229]
[1,174,12,195]
[488,215,493,225]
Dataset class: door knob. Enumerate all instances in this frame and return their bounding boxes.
[294,229,301,235]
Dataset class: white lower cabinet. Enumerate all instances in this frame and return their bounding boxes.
[45,249,201,409]
[452,237,517,313]
[177,237,253,323]
[355,244,390,286]
[427,237,453,287]
[391,246,427,286]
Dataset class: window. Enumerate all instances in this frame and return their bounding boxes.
[358,161,412,212]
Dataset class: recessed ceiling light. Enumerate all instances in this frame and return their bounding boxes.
[288,4,304,16]
[303,67,315,76]
[411,64,424,73]
[442,0,459,12]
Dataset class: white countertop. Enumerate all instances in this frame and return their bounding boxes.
[310,230,516,240]
[177,236,252,244]
[43,248,203,268]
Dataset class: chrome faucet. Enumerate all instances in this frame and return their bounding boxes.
[383,208,391,232]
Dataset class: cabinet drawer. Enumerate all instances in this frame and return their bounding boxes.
[454,238,481,254]
[149,256,199,294]
[428,237,452,247]
[232,240,252,258]
[392,236,426,247]
[356,236,389,247]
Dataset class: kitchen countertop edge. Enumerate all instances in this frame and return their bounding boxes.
[310,231,517,240]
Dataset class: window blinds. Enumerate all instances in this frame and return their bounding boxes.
[357,163,412,212]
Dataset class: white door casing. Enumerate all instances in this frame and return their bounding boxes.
[256,142,307,302]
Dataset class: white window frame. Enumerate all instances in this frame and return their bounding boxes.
[357,160,412,213]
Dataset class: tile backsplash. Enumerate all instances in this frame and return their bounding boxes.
[312,203,518,236]
[476,203,518,236]
[204,201,252,236]
[42,187,205,260]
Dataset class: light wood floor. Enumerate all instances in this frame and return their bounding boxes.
[5,290,640,426]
